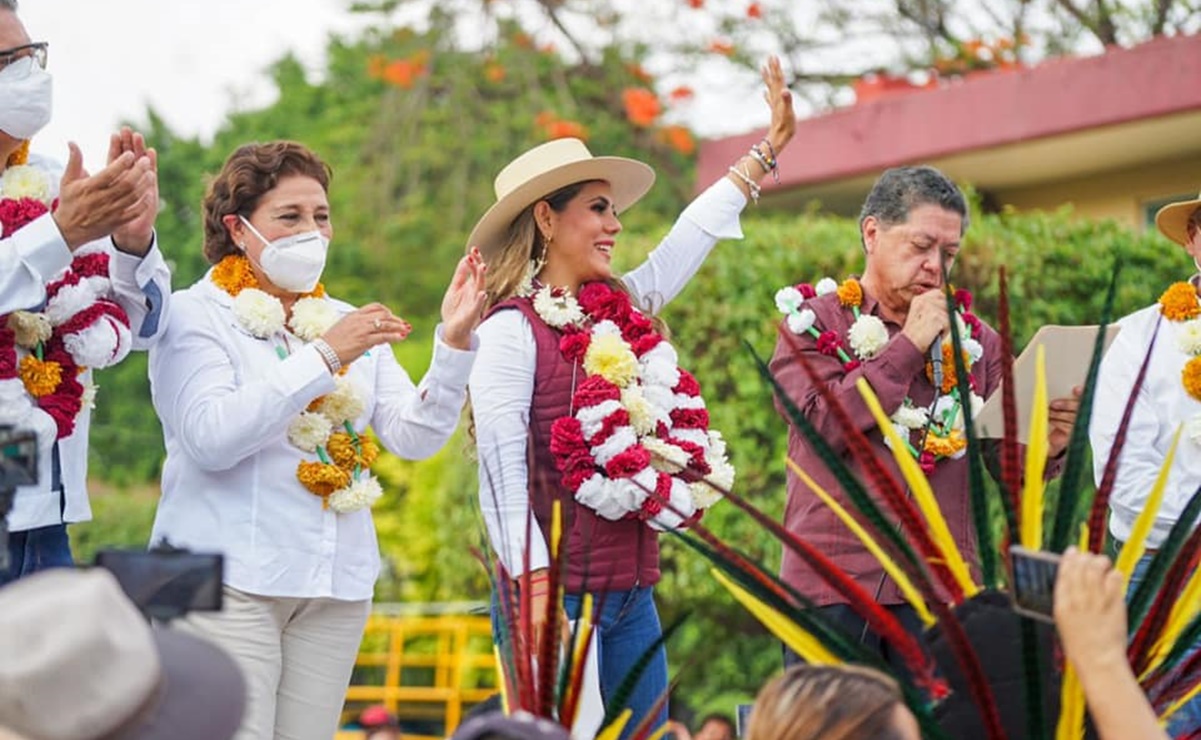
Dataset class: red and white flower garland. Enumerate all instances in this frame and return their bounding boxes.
[0,163,131,449]
[544,282,732,530]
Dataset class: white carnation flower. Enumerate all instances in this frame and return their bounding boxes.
[591,426,638,466]
[576,399,623,441]
[80,377,99,410]
[233,288,286,338]
[848,315,889,359]
[643,438,690,474]
[622,386,658,436]
[287,411,334,451]
[891,402,929,430]
[315,375,366,424]
[1,164,51,201]
[62,316,132,369]
[532,286,584,329]
[672,428,708,447]
[962,337,984,365]
[641,341,678,369]
[648,478,696,532]
[575,475,628,520]
[1178,320,1201,356]
[591,320,622,337]
[707,430,728,459]
[289,297,341,341]
[642,385,676,420]
[786,308,816,335]
[44,283,95,326]
[7,311,52,348]
[815,277,838,296]
[641,356,680,389]
[774,286,805,315]
[328,475,384,513]
[953,393,986,430]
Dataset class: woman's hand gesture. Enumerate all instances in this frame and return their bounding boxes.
[441,247,488,350]
[762,55,796,156]
[320,304,412,369]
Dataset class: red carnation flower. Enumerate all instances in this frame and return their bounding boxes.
[0,197,49,238]
[953,288,972,312]
[962,312,982,338]
[550,417,586,458]
[816,330,842,356]
[560,331,591,362]
[70,252,111,279]
[622,311,654,342]
[560,451,598,491]
[574,375,622,407]
[640,472,672,519]
[586,409,631,447]
[578,282,631,323]
[919,451,937,474]
[797,283,817,299]
[669,407,710,429]
[631,334,662,356]
[673,369,700,397]
[604,446,650,478]
[844,359,861,371]
[39,391,83,439]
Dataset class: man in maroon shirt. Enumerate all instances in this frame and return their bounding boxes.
[769,166,1079,669]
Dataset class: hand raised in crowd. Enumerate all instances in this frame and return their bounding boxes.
[1054,547,1127,673]
[107,127,159,256]
[1047,385,1082,458]
[52,137,156,252]
[901,288,950,353]
[321,303,413,369]
[762,55,796,156]
[440,247,488,350]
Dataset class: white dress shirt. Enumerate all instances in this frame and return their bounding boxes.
[469,178,748,575]
[1090,297,1201,548]
[148,276,476,601]
[4,154,172,532]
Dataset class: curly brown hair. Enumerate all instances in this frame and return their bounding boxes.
[201,141,332,265]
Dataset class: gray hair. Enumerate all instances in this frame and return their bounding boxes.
[0,1,17,11]
[859,166,969,242]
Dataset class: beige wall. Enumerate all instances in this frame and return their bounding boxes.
[995,155,1201,229]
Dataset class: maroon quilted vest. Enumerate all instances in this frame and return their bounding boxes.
[490,297,660,593]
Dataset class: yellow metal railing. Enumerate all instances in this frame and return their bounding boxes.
[340,611,498,739]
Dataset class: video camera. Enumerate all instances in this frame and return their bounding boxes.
[95,542,224,622]
[0,424,39,572]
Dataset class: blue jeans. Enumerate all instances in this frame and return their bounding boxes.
[0,523,73,586]
[563,587,667,740]
[1128,553,1201,735]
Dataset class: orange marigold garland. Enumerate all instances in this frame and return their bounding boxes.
[1158,281,1201,406]
[18,355,62,397]
[1159,282,1200,322]
[1184,357,1201,402]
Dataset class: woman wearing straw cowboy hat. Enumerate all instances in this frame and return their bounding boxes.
[1088,190,1201,735]
[467,57,794,736]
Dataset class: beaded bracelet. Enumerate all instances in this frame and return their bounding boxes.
[312,338,342,374]
[748,147,773,175]
[728,163,761,204]
[754,140,780,183]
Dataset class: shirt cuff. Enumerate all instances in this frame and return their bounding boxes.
[16,213,72,280]
[431,323,479,387]
[109,232,166,289]
[283,345,338,406]
[680,178,746,240]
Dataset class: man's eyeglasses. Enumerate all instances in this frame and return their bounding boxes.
[0,42,48,74]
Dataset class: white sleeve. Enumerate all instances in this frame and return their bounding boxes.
[370,325,476,460]
[107,235,172,348]
[149,295,336,472]
[0,213,71,314]
[1089,313,1167,540]
[469,309,549,575]
[622,177,747,313]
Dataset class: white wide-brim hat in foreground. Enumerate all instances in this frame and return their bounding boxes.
[467,138,655,261]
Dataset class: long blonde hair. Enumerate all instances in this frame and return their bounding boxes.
[746,664,911,740]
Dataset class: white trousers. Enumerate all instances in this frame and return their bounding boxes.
[177,585,371,740]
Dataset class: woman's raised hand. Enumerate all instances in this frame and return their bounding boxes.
[321,303,412,369]
[762,55,796,155]
[441,247,488,350]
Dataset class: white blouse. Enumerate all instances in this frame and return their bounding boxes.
[1090,297,1201,548]
[469,178,748,575]
[149,277,475,601]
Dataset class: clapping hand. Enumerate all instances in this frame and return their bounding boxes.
[108,127,159,256]
[440,247,488,350]
[53,133,157,253]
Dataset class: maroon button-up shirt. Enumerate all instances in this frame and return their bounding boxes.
[769,287,1006,607]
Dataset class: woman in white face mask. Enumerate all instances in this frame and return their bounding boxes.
[146,141,487,740]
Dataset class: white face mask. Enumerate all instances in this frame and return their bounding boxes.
[239,216,329,293]
[0,56,53,140]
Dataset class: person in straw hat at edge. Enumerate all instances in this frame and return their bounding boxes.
[466,56,795,737]
[1089,189,1201,736]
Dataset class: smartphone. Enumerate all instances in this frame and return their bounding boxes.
[1010,545,1061,623]
[94,547,223,620]
[735,703,753,738]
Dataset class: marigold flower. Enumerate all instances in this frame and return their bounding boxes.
[747,2,762,18]
[660,125,695,156]
[687,0,703,8]
[669,86,694,101]
[1159,282,1201,321]
[484,62,506,83]
[622,88,662,127]
[327,431,380,469]
[924,431,966,458]
[1184,356,1201,402]
[19,355,62,397]
[548,120,588,141]
[926,343,973,394]
[836,279,863,307]
[709,39,735,56]
[297,461,351,498]
[211,255,258,297]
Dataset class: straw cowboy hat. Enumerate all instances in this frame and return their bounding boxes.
[1155,190,1201,246]
[467,138,655,260]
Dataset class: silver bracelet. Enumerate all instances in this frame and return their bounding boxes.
[748,147,772,174]
[312,339,341,374]
[727,163,761,204]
